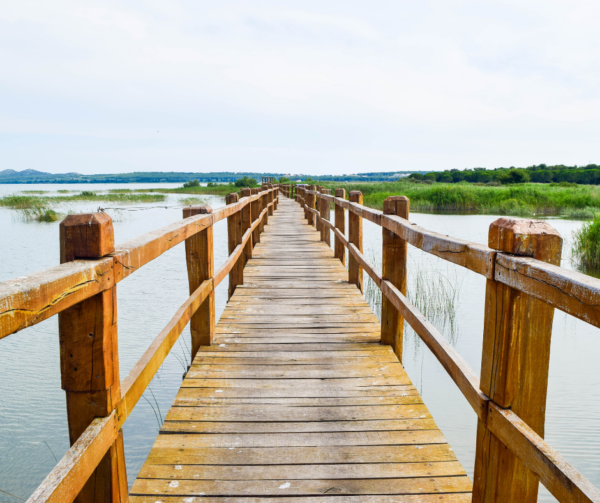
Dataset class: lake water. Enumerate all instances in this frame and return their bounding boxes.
[1,183,598,502]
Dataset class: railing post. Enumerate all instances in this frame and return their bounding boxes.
[261,187,269,229]
[226,193,243,299]
[268,185,275,215]
[240,188,252,264]
[334,189,346,265]
[473,218,562,503]
[251,188,261,245]
[320,189,331,246]
[273,186,278,211]
[381,196,409,361]
[59,213,128,503]
[348,191,363,292]
[307,185,316,227]
[183,206,215,353]
[316,187,323,233]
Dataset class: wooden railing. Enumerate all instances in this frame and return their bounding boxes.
[295,184,600,503]
[0,186,279,503]
[279,183,294,199]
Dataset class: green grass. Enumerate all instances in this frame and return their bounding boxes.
[0,192,166,210]
[572,213,600,270]
[146,184,238,196]
[316,180,600,217]
[181,196,210,205]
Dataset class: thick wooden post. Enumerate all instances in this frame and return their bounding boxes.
[273,186,278,211]
[261,188,269,229]
[473,218,562,503]
[226,193,243,298]
[268,185,274,215]
[348,191,363,292]
[381,196,409,361]
[320,189,331,246]
[307,185,316,227]
[59,213,128,503]
[334,189,346,265]
[240,188,252,265]
[251,188,261,245]
[316,187,323,233]
[183,206,215,353]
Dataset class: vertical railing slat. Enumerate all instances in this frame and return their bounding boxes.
[183,206,215,353]
[348,191,363,292]
[473,218,562,503]
[59,213,128,503]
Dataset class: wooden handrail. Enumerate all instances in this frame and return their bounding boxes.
[26,413,119,503]
[5,187,280,503]
[299,189,600,503]
[0,189,278,340]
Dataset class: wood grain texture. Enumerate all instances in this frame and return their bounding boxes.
[58,213,127,503]
[226,193,243,299]
[183,206,215,352]
[348,191,363,292]
[473,218,562,503]
[334,188,346,265]
[381,196,409,361]
[131,197,470,501]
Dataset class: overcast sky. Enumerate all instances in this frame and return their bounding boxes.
[1,1,599,175]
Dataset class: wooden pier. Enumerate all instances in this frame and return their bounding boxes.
[130,198,471,501]
[2,183,600,503]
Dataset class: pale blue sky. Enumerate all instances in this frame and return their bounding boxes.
[1,1,599,175]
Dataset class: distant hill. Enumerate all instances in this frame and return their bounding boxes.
[0,169,55,178]
[0,170,423,184]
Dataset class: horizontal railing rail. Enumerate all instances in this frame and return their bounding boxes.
[295,184,600,503]
[0,186,280,503]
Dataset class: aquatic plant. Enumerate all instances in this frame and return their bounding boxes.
[363,253,463,342]
[572,213,600,270]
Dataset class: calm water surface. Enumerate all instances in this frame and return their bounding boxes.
[1,184,598,502]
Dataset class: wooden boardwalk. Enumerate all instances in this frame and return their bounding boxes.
[130,197,471,502]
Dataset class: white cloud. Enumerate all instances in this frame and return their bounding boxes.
[1,0,599,174]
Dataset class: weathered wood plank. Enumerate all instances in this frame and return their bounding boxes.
[131,196,471,501]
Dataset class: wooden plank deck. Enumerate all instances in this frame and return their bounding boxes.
[130,197,472,502]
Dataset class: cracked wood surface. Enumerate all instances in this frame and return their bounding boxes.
[130,197,471,502]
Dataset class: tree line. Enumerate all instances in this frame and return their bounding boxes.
[409,164,600,185]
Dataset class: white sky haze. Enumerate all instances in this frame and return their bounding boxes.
[1,1,599,174]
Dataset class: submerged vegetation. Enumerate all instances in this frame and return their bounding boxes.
[572,214,600,270]
[363,253,463,342]
[0,191,166,222]
[0,192,166,209]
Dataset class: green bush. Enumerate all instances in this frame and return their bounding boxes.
[234,176,257,187]
[80,191,96,196]
[183,179,200,188]
[573,214,600,270]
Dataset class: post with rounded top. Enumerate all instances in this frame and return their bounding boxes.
[320,188,331,246]
[348,191,363,291]
[473,218,562,503]
[251,188,261,245]
[240,188,253,265]
[307,185,317,227]
[59,213,128,503]
[334,189,346,265]
[226,193,243,298]
[381,196,410,361]
[183,206,215,353]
